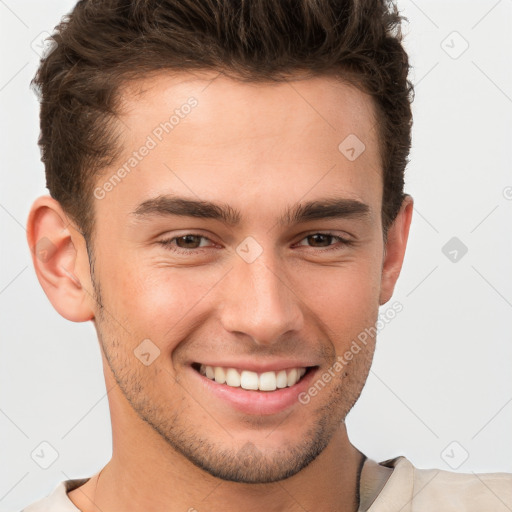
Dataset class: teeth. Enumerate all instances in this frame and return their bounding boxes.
[276,370,288,388]
[214,366,226,384]
[240,370,259,390]
[287,368,298,387]
[198,365,308,391]
[225,368,241,387]
[259,371,277,391]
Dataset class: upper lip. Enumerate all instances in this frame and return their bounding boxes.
[191,359,318,373]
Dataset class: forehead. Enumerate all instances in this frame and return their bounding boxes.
[94,70,382,228]
[119,70,378,150]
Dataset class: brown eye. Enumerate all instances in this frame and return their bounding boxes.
[175,235,204,249]
[158,234,215,253]
[295,232,352,252]
[305,234,335,247]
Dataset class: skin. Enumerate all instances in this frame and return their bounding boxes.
[27,70,413,512]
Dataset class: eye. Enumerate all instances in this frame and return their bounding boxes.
[157,231,352,256]
[295,232,352,251]
[158,234,216,253]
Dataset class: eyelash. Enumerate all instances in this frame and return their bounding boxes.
[157,232,353,254]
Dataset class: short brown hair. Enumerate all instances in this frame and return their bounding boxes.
[32,0,413,242]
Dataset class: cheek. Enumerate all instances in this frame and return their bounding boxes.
[291,256,382,338]
[325,288,377,339]
[105,261,224,343]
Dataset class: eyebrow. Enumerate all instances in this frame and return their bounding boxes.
[131,195,371,226]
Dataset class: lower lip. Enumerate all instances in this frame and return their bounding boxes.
[189,365,319,415]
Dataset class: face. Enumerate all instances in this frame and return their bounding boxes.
[85,71,397,483]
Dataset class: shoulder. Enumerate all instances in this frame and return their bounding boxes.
[367,455,512,512]
[21,478,89,512]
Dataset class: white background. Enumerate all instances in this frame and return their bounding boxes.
[1,1,511,510]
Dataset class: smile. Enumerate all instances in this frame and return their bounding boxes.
[191,363,313,392]
[194,364,307,391]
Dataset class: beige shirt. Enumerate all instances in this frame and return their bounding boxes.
[21,455,512,511]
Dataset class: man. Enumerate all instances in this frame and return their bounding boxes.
[23,0,511,511]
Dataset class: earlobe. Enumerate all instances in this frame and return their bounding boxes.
[26,195,96,322]
[379,195,414,305]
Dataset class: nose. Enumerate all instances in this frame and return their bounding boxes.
[219,253,304,346]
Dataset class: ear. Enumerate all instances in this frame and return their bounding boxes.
[26,195,96,322]
[379,195,414,305]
